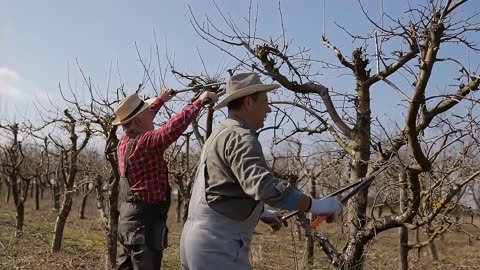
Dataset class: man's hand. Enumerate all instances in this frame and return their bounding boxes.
[198,91,218,104]
[260,209,288,232]
[159,88,174,102]
[308,196,342,223]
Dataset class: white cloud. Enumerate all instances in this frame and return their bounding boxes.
[0,67,24,97]
[0,67,50,99]
[0,67,49,120]
[0,67,20,80]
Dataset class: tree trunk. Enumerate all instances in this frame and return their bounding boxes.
[5,181,11,204]
[93,173,118,270]
[11,176,25,237]
[427,223,439,260]
[376,204,383,218]
[79,189,89,219]
[105,209,118,269]
[296,222,303,241]
[305,223,314,269]
[103,124,121,270]
[183,197,190,224]
[342,242,365,270]
[35,178,40,210]
[415,228,421,260]
[15,202,25,238]
[105,184,119,270]
[52,182,61,211]
[399,171,408,270]
[399,227,408,270]
[51,189,73,252]
[176,194,183,223]
[30,180,34,198]
[105,222,118,269]
[341,52,373,270]
[305,176,316,268]
[428,240,439,260]
[342,188,370,270]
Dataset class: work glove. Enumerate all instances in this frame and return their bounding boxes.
[159,88,175,102]
[308,196,342,222]
[260,209,288,232]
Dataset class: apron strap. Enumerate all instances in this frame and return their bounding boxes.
[196,126,230,178]
[122,140,134,177]
[118,140,135,204]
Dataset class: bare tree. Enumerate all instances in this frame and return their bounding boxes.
[61,64,123,269]
[46,109,91,252]
[166,69,227,223]
[168,132,201,223]
[27,81,93,252]
[0,122,31,237]
[77,149,104,219]
[191,1,480,268]
[20,143,45,211]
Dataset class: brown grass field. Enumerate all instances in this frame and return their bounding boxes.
[0,195,479,270]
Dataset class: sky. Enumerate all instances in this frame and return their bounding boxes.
[1,0,479,131]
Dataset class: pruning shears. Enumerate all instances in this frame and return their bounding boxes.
[279,161,394,229]
[172,82,226,106]
[172,82,226,95]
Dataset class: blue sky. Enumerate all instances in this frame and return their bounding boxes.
[1,0,479,128]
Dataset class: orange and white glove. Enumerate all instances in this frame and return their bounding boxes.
[308,196,342,222]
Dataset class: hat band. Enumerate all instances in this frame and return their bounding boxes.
[119,100,145,123]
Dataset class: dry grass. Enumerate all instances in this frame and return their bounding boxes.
[1,196,479,269]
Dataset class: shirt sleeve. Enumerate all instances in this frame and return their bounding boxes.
[147,97,165,114]
[139,99,203,151]
[225,130,300,209]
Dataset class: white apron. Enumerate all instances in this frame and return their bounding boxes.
[180,129,263,270]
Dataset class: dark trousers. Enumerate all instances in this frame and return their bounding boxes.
[117,241,163,270]
[116,177,170,270]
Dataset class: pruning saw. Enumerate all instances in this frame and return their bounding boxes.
[280,161,395,229]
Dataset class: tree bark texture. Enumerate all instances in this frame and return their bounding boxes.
[51,193,73,252]
[79,191,89,219]
[34,178,40,210]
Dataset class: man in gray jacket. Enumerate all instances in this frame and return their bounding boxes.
[180,72,342,270]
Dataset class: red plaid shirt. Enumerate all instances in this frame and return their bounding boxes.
[117,98,203,203]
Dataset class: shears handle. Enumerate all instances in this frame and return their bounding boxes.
[309,214,329,229]
[280,211,331,228]
[267,216,289,230]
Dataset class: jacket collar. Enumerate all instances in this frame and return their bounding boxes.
[226,114,258,137]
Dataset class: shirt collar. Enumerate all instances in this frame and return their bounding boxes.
[124,129,141,138]
[227,114,258,137]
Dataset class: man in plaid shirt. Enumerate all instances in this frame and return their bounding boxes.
[113,88,218,270]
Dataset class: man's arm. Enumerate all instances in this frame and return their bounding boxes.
[142,99,203,151]
[226,130,342,221]
[147,89,174,115]
[140,91,218,151]
[226,130,307,210]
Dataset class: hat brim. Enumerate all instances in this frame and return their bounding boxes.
[112,98,156,126]
[213,83,280,110]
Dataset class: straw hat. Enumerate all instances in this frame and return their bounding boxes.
[213,73,280,110]
[112,93,155,126]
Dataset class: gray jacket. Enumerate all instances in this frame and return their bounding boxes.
[205,115,296,221]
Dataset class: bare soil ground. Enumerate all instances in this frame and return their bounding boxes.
[1,195,479,270]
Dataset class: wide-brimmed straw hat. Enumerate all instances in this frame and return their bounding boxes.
[213,73,280,110]
[112,92,155,126]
